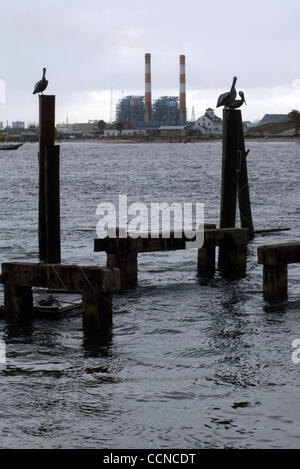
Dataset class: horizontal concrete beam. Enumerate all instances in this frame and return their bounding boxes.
[258,242,300,266]
[0,262,120,292]
[94,227,248,254]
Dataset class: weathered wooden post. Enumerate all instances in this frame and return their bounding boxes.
[263,264,287,301]
[82,289,113,334]
[107,251,138,289]
[197,224,217,277]
[39,95,55,262]
[45,144,61,263]
[4,284,33,321]
[219,108,240,229]
[219,109,245,275]
[237,118,254,239]
[197,240,216,277]
[218,230,248,277]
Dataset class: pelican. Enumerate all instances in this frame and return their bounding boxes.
[33,68,48,95]
[216,76,237,108]
[227,91,246,109]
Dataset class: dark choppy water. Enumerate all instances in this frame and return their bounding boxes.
[0,141,300,448]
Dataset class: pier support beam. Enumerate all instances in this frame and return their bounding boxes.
[220,109,240,229]
[219,242,247,278]
[39,95,55,262]
[82,289,112,333]
[257,242,300,301]
[107,251,138,289]
[0,263,120,334]
[218,229,248,278]
[4,284,33,321]
[263,264,287,301]
[197,240,216,277]
[45,144,61,263]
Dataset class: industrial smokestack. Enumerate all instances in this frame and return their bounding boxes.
[179,55,186,124]
[145,53,152,123]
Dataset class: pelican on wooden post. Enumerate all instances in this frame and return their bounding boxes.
[227,91,246,109]
[33,68,48,95]
[216,76,237,108]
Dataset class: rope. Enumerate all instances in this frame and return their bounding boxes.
[49,265,112,308]
[79,267,112,306]
[51,265,67,290]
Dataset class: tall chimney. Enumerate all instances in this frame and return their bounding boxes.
[145,53,152,123]
[179,55,186,124]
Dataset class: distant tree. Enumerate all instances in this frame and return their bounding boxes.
[115,122,124,133]
[186,127,197,136]
[288,110,300,136]
[97,120,106,131]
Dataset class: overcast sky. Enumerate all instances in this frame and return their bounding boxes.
[1,0,300,125]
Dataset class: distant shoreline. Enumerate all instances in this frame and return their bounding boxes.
[56,136,300,144]
[7,136,300,145]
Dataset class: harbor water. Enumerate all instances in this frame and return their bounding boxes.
[0,141,299,448]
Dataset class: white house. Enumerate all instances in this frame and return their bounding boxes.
[104,122,146,137]
[194,108,223,135]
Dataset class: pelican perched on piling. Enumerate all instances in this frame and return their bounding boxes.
[33,68,48,95]
[227,91,246,109]
[216,76,237,108]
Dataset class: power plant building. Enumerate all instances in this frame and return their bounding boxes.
[152,96,179,126]
[115,53,187,127]
[116,96,145,124]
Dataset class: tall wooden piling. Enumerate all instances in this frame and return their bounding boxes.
[219,109,240,229]
[45,144,61,263]
[39,95,55,262]
[237,117,254,239]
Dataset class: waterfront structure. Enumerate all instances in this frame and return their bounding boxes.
[159,125,186,137]
[259,114,289,124]
[12,121,25,129]
[194,108,223,135]
[104,122,146,137]
[152,96,180,126]
[116,96,145,124]
[115,53,187,126]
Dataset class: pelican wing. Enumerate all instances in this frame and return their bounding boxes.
[33,79,42,95]
[216,91,230,108]
[33,79,48,95]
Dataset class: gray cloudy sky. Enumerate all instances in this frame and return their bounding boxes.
[1,0,300,124]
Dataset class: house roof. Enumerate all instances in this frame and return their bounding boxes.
[159,126,186,130]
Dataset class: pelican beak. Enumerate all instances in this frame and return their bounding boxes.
[244,98,247,105]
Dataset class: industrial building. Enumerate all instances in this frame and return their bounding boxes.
[152,96,180,126]
[116,96,145,125]
[115,53,187,127]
